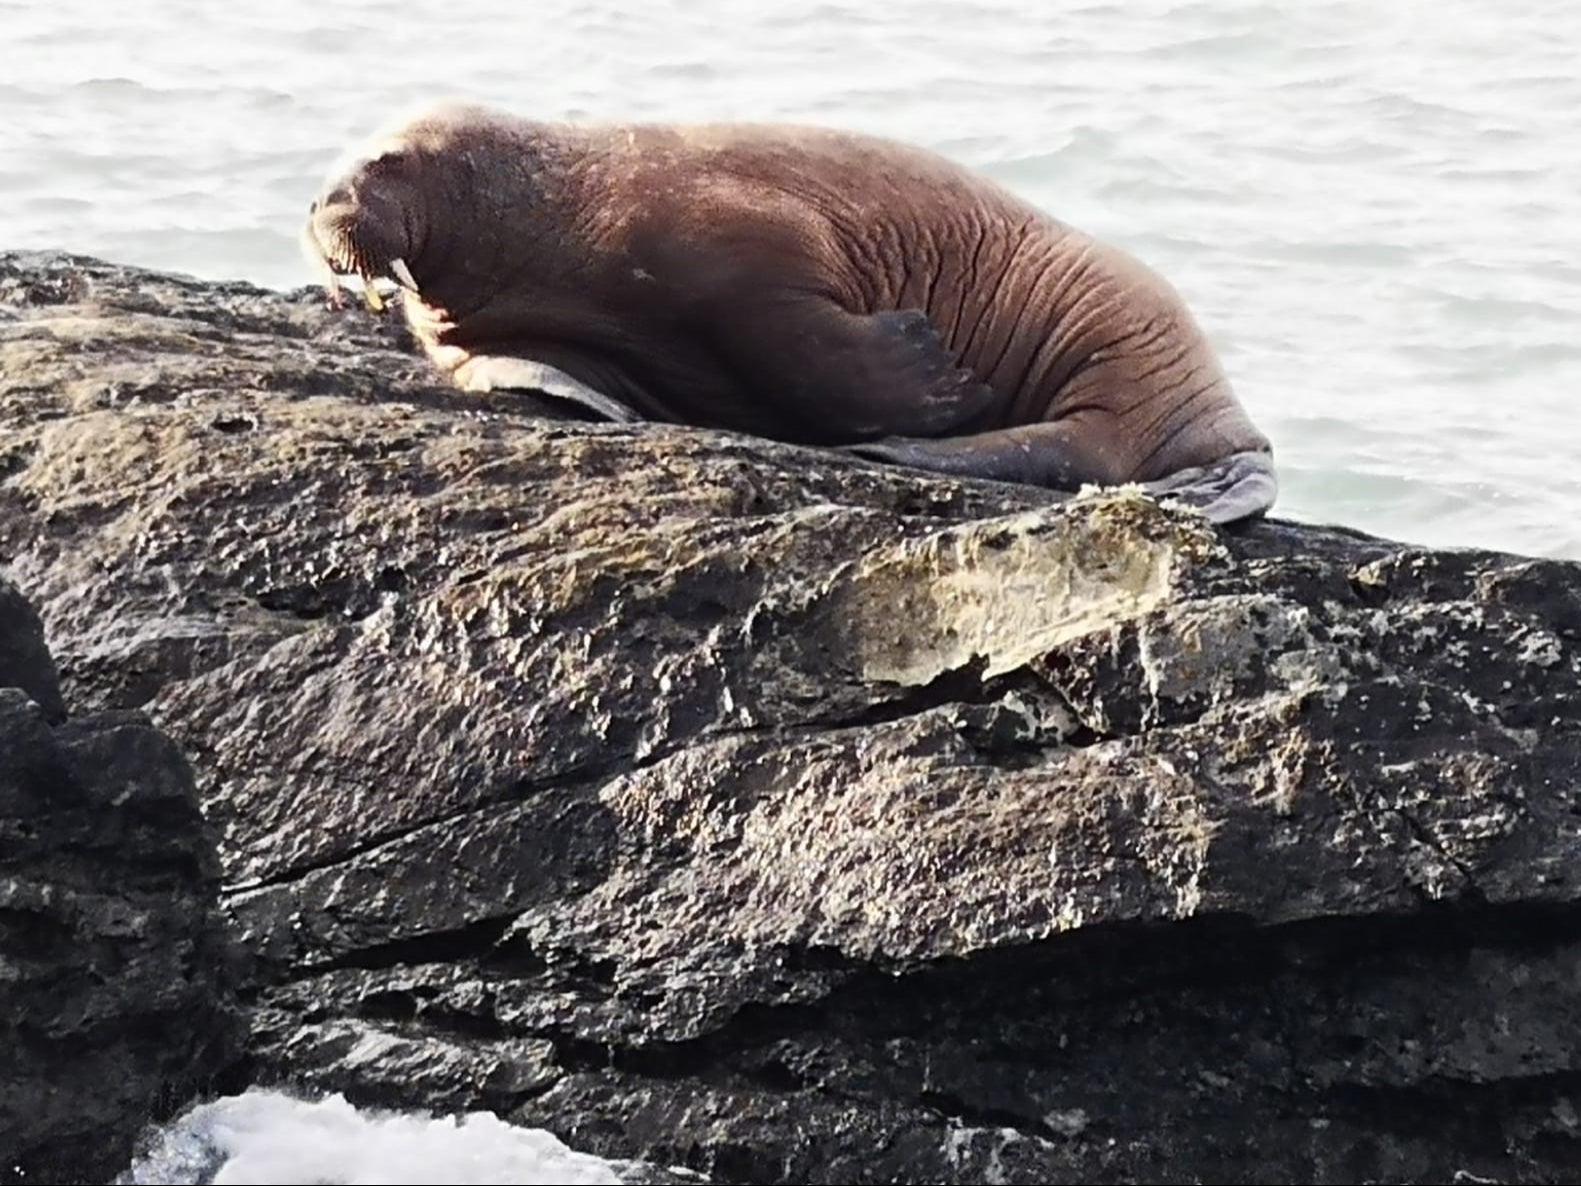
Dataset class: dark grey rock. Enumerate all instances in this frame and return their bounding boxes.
[4,250,1580,1184]
[0,576,64,720]
[0,651,244,1179]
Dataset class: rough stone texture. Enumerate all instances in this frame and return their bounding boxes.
[0,575,64,721]
[4,250,1581,1184]
[0,575,244,1184]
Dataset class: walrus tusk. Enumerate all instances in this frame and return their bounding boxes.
[362,281,386,313]
[389,258,419,292]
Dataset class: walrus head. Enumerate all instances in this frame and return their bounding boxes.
[303,151,423,312]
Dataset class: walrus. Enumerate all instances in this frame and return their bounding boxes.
[303,101,1276,523]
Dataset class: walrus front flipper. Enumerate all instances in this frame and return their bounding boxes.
[724,300,998,437]
[454,355,642,424]
[1137,449,1278,525]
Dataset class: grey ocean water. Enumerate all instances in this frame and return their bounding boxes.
[5,0,1580,556]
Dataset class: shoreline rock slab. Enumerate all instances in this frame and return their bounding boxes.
[0,575,244,1184]
[4,250,1580,1183]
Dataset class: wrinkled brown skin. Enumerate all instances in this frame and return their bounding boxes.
[306,101,1276,521]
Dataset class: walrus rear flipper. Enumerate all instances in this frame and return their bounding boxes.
[453,355,642,424]
[842,421,1111,495]
[1137,450,1278,526]
[845,426,1276,526]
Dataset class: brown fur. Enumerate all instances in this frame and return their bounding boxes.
[306,101,1274,512]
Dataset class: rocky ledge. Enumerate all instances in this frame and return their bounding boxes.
[3,250,1580,1184]
[0,574,243,1183]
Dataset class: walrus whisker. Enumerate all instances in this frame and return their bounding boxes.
[343,237,367,278]
[299,223,346,308]
[389,258,419,293]
[320,230,387,312]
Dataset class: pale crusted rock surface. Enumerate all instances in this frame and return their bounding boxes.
[4,251,1580,1184]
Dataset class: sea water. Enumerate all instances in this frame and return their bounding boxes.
[117,1090,628,1185]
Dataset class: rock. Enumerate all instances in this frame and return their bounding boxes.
[3,249,1580,1184]
[0,575,244,1183]
[0,576,64,721]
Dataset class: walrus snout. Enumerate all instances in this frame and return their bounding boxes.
[306,205,362,275]
[303,178,421,313]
